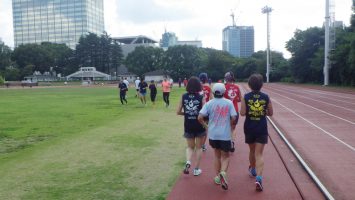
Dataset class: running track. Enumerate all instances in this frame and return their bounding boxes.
[168,83,355,200]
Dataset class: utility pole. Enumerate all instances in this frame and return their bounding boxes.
[324,0,330,86]
[262,6,272,83]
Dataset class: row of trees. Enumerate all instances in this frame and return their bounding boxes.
[0,32,124,81]
[125,45,290,82]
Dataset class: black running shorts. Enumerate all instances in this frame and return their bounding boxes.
[209,139,232,152]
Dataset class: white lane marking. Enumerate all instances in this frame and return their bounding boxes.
[267,87,355,113]
[263,88,355,125]
[272,98,355,152]
[270,85,355,100]
[268,86,355,106]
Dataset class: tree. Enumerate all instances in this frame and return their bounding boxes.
[75,32,123,75]
[162,45,208,80]
[0,42,12,73]
[202,48,236,81]
[125,46,164,77]
[286,27,324,83]
[12,43,53,75]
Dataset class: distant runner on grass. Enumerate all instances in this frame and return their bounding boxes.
[149,80,157,105]
[138,77,148,106]
[134,77,140,98]
[118,79,128,105]
[177,76,206,176]
[198,83,238,191]
[240,73,273,192]
[162,77,171,108]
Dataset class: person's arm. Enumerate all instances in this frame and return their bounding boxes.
[240,97,246,116]
[266,98,273,116]
[237,88,242,102]
[176,96,184,115]
[198,114,208,129]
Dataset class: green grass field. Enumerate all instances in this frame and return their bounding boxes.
[0,85,186,200]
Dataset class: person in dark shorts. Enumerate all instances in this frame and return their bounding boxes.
[149,80,157,105]
[118,79,128,105]
[198,83,237,190]
[176,76,206,176]
[138,77,148,105]
[240,73,273,192]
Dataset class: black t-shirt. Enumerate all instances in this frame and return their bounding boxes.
[118,83,128,93]
[244,91,270,135]
[138,81,148,93]
[182,93,205,133]
[149,83,157,94]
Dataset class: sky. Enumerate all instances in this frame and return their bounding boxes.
[0,0,353,58]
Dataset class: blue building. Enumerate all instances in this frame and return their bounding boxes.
[12,0,104,49]
[222,26,254,58]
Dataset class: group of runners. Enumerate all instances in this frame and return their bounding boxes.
[177,72,273,192]
[118,76,172,107]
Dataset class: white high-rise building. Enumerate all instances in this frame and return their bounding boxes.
[12,0,104,49]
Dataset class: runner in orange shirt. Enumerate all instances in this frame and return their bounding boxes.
[162,77,171,107]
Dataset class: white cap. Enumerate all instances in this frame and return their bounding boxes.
[212,83,226,95]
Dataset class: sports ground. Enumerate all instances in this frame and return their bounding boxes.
[1,83,354,199]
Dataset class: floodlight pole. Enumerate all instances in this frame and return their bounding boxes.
[262,6,272,83]
[324,0,330,86]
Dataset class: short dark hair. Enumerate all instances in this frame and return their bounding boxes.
[248,73,263,91]
[186,76,202,93]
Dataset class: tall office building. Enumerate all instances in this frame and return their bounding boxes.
[222,26,254,58]
[160,31,178,50]
[12,0,104,49]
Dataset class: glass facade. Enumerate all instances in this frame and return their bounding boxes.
[222,26,254,58]
[12,0,104,49]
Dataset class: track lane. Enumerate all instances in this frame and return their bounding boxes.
[253,83,355,200]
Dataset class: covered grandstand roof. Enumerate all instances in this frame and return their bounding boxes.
[113,35,158,44]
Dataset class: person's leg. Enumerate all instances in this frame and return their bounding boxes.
[166,92,170,106]
[184,138,195,174]
[255,143,265,176]
[120,93,124,104]
[201,135,207,151]
[194,136,203,169]
[163,92,167,104]
[248,143,256,168]
[220,150,230,173]
[219,150,230,190]
[143,94,146,104]
[255,143,265,191]
[152,93,156,105]
[213,149,222,175]
[123,93,127,104]
[248,143,257,177]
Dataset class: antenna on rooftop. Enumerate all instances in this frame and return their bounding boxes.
[230,10,236,26]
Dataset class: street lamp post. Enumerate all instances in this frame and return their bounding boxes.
[262,6,272,83]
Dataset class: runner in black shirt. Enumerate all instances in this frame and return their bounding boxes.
[149,80,157,105]
[118,80,128,104]
[138,78,148,105]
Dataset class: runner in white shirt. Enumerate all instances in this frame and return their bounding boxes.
[123,77,129,88]
[134,77,140,98]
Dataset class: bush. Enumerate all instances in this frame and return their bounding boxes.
[280,77,294,83]
[0,75,4,85]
